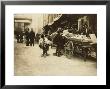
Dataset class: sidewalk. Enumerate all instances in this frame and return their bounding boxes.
[14,42,97,76]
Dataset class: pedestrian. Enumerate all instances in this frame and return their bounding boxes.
[19,30,24,43]
[29,28,35,46]
[54,28,64,57]
[25,28,30,46]
[15,29,20,43]
[16,27,21,43]
[35,33,40,44]
[39,34,50,57]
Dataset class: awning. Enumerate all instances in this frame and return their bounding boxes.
[53,15,62,22]
[14,20,31,23]
[48,15,62,26]
[48,22,54,25]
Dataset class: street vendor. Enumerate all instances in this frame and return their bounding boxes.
[54,28,64,57]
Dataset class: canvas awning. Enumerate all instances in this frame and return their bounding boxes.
[53,15,62,22]
[48,22,54,25]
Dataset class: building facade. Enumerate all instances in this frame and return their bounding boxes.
[43,14,62,26]
[14,14,62,34]
[14,14,44,34]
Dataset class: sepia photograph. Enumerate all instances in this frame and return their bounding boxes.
[4,3,106,85]
[14,14,97,76]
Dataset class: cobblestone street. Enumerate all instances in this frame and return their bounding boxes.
[14,41,97,76]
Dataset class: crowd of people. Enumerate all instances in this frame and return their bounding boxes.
[15,26,96,59]
[15,27,68,57]
[15,27,35,46]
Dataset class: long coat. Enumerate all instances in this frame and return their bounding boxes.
[29,31,35,41]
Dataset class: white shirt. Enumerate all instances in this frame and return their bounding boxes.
[39,37,49,45]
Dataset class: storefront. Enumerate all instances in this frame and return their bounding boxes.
[14,18,32,32]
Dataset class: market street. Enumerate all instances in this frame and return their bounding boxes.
[14,41,97,76]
